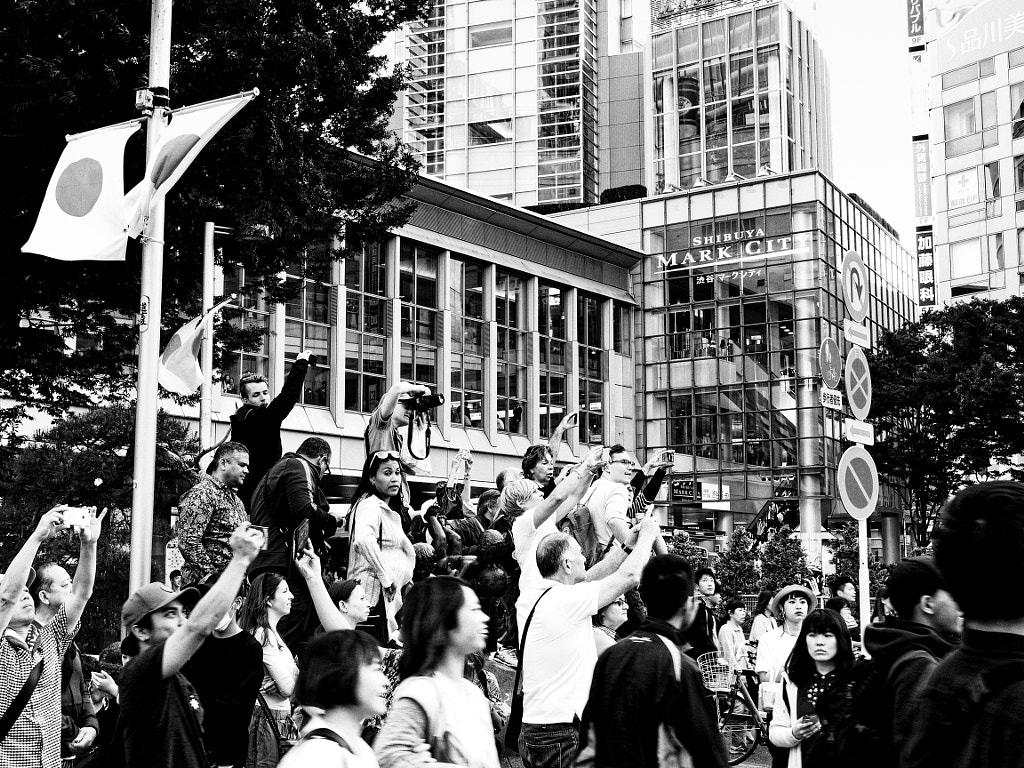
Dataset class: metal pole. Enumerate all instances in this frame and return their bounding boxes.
[199,222,215,448]
[128,0,173,594]
[858,517,871,637]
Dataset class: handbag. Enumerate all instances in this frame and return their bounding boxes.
[504,587,554,753]
[0,659,43,743]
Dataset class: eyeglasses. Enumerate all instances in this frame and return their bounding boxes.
[612,598,628,607]
[608,459,638,468]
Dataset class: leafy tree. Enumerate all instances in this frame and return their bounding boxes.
[667,530,710,570]
[0,0,430,433]
[759,526,808,593]
[715,529,760,596]
[0,407,199,652]
[826,521,896,601]
[869,297,1024,545]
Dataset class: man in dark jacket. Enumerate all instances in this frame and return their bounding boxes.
[582,554,727,768]
[902,482,1024,768]
[862,557,959,766]
[231,351,311,510]
[249,436,340,655]
[684,567,720,660]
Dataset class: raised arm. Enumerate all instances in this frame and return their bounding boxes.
[161,524,263,679]
[0,507,66,633]
[376,381,431,422]
[266,352,310,420]
[64,508,107,629]
[546,411,579,455]
[528,446,604,528]
[295,541,350,632]
[595,515,661,608]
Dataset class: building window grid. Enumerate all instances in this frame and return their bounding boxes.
[399,241,440,390]
[282,248,333,407]
[222,265,271,397]
[577,292,604,444]
[405,0,447,174]
[344,242,388,414]
[450,257,486,430]
[496,269,527,435]
[538,282,569,439]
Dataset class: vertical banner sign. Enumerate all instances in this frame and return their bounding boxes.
[917,227,936,308]
[907,0,925,45]
[913,139,932,221]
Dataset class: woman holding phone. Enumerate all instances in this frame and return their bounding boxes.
[769,608,855,768]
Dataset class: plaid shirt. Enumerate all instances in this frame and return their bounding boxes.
[177,475,249,583]
[0,606,77,768]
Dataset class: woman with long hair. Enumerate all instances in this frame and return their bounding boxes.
[374,577,499,768]
[347,451,416,644]
[240,572,300,768]
[769,608,855,768]
[278,631,387,767]
[749,589,777,643]
[593,596,629,655]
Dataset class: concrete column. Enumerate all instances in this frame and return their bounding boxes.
[437,249,452,436]
[881,513,902,564]
[483,263,498,443]
[526,276,541,441]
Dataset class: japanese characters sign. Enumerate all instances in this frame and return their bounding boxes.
[653,229,813,274]
[946,168,979,209]
[917,226,936,308]
[913,140,932,220]
[907,0,925,45]
[935,0,1024,69]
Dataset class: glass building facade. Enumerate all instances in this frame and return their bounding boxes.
[648,0,832,192]
[400,0,600,205]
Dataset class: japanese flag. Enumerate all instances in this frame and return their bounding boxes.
[21,121,141,261]
[158,296,234,395]
[126,90,257,237]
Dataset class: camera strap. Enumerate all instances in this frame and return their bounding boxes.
[406,411,432,461]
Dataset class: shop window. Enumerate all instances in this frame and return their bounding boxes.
[283,246,332,407]
[345,241,387,413]
[450,257,486,429]
[496,269,527,434]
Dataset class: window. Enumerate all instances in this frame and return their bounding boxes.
[949,238,983,279]
[399,240,440,389]
[222,264,271,397]
[469,20,512,48]
[450,257,485,429]
[283,246,332,407]
[469,118,513,144]
[345,241,387,413]
[538,282,568,439]
[1012,82,1024,139]
[985,161,1000,199]
[1016,155,1024,192]
[496,270,526,434]
[943,98,976,140]
[577,292,604,444]
[613,302,632,354]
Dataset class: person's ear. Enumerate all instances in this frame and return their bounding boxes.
[131,625,149,643]
[919,594,936,616]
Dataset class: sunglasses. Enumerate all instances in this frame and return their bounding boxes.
[372,450,402,461]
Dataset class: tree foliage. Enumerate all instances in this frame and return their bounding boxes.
[759,526,808,593]
[667,530,711,570]
[715,529,760,596]
[869,297,1024,545]
[0,0,430,432]
[826,521,895,600]
[0,407,200,651]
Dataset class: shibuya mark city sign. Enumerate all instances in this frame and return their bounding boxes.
[654,229,813,274]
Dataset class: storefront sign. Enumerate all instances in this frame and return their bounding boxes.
[935,0,1024,69]
[654,230,812,274]
[917,227,936,308]
[907,0,925,44]
[913,140,932,220]
[947,168,980,209]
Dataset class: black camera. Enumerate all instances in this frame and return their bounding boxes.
[406,392,445,411]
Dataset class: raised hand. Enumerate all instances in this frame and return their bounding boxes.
[78,507,108,544]
[230,523,264,563]
[295,540,322,581]
[32,506,69,542]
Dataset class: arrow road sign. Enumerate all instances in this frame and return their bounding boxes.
[818,338,842,389]
[845,346,872,421]
[841,250,869,324]
[844,419,875,445]
[837,445,879,521]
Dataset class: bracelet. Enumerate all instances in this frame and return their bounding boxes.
[621,545,633,555]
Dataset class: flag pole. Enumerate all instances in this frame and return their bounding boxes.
[129,0,173,594]
[200,222,216,448]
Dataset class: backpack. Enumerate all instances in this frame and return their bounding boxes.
[817,650,926,768]
[563,487,612,568]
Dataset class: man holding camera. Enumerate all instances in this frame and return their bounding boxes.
[365,381,436,505]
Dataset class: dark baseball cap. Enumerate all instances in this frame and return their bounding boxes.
[121,582,200,630]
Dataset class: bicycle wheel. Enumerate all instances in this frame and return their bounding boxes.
[717,691,761,765]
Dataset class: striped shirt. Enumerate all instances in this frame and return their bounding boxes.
[0,606,76,768]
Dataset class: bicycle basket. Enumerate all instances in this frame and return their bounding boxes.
[697,652,732,691]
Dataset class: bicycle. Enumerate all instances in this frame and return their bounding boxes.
[698,652,769,766]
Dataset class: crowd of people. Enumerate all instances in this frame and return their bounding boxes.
[1,374,1023,768]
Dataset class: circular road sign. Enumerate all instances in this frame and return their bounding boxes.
[818,338,842,389]
[841,250,869,324]
[844,346,872,421]
[837,445,879,521]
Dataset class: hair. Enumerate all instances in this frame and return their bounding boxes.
[694,567,717,585]
[725,598,746,615]
[871,586,890,623]
[327,578,360,606]
[169,569,181,580]
[297,437,331,461]
[592,597,623,627]
[754,589,774,618]
[477,489,501,515]
[522,444,553,478]
[398,577,470,680]
[934,481,1024,621]
[831,575,855,595]
[120,633,140,659]
[785,608,854,689]
[887,556,948,619]
[238,572,287,646]
[239,372,267,398]
[607,444,627,457]
[824,597,850,613]
[212,440,249,467]
[495,478,540,520]
[352,451,404,514]
[495,469,520,492]
[29,562,61,606]
[640,554,695,621]
[536,532,574,578]
[295,630,382,709]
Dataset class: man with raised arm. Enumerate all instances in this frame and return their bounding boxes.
[118,523,264,768]
[0,505,104,768]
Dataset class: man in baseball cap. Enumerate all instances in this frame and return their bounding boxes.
[118,523,264,768]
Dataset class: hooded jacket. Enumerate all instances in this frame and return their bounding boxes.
[862,617,956,766]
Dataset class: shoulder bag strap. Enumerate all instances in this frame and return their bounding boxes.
[256,691,285,743]
[655,633,683,681]
[0,658,44,743]
[510,587,554,697]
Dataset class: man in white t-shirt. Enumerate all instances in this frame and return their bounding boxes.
[517,517,662,768]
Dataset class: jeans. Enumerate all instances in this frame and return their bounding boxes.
[519,722,580,768]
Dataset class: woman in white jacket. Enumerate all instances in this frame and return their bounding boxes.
[769,608,855,768]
